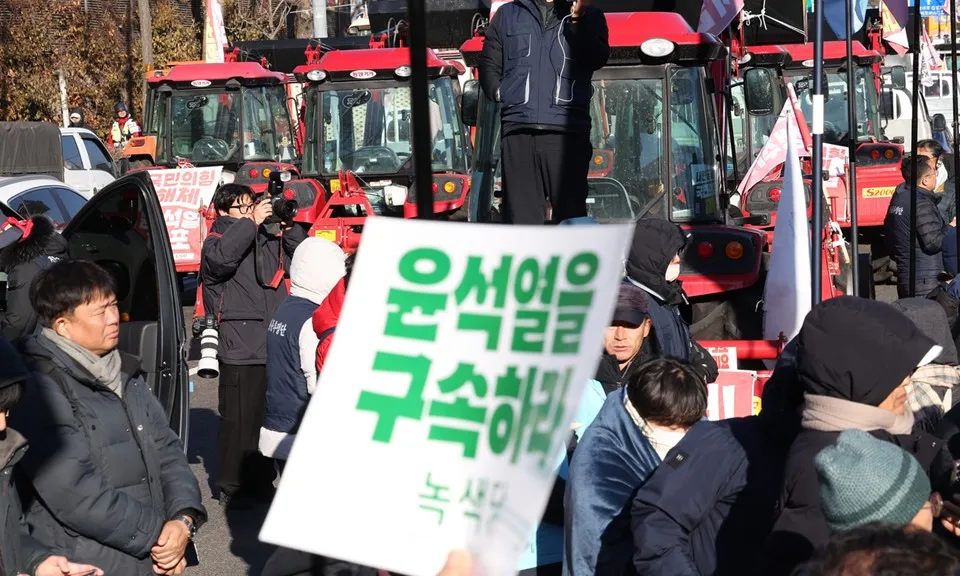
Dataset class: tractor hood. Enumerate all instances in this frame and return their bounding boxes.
[0,122,64,182]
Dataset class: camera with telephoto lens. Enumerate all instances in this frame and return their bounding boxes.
[266,170,298,223]
[196,315,220,379]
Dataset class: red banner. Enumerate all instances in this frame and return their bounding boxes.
[707,371,759,420]
[149,167,222,271]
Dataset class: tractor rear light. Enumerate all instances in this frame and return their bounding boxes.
[443,181,456,194]
[283,189,295,200]
[725,241,744,260]
[432,182,439,193]
[593,155,604,166]
[768,188,781,202]
[696,241,713,259]
[248,168,258,178]
[885,149,895,159]
[263,168,272,178]
[870,149,881,160]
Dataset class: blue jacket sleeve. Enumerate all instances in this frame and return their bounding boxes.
[630,426,748,575]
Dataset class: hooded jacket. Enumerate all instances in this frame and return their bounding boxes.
[313,277,347,375]
[12,332,205,575]
[761,297,947,575]
[0,216,68,341]
[0,337,53,576]
[68,108,93,131]
[261,238,346,459]
[200,216,306,364]
[563,388,662,576]
[624,219,718,384]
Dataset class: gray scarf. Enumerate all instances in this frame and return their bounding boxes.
[802,393,915,435]
[42,328,123,397]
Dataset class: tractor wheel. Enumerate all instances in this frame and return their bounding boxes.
[873,254,895,284]
[130,158,153,169]
[690,300,739,341]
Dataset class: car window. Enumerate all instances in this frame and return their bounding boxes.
[50,186,88,223]
[9,188,67,226]
[65,187,158,323]
[81,136,116,175]
[61,135,84,170]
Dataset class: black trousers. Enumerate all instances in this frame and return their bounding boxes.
[501,130,592,224]
[217,363,271,498]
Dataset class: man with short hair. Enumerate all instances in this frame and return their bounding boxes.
[201,183,305,507]
[564,358,707,575]
[885,153,954,298]
[12,260,205,574]
[595,282,653,394]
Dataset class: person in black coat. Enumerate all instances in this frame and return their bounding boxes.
[200,183,305,506]
[68,108,94,131]
[624,218,718,384]
[594,282,655,394]
[0,215,68,341]
[760,296,951,576]
[0,335,104,576]
[12,260,206,575]
[885,153,954,298]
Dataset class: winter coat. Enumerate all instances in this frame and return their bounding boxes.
[760,297,950,576]
[0,337,52,576]
[624,219,718,384]
[944,226,958,276]
[563,388,661,576]
[479,0,608,136]
[0,216,68,341]
[67,108,93,131]
[313,277,346,374]
[594,350,650,395]
[884,182,949,297]
[12,332,206,575]
[200,216,306,365]
[261,238,346,459]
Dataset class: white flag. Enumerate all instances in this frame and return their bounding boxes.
[763,120,812,360]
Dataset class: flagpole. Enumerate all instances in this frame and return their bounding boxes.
[812,0,825,305]
[844,0,859,296]
[909,0,922,296]
[951,0,960,265]
[408,0,434,220]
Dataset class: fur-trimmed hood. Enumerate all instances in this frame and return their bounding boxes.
[0,216,68,273]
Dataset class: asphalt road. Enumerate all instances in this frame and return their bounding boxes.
[183,307,276,576]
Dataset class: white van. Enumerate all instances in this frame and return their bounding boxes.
[60,128,117,199]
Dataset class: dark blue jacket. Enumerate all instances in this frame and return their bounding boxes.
[563,388,660,576]
[944,226,958,277]
[479,0,608,134]
[884,182,949,296]
[264,295,319,434]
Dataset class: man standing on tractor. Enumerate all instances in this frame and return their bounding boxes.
[478,0,608,224]
[107,103,140,149]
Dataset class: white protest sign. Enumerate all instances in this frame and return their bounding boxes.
[148,166,221,270]
[260,218,634,576]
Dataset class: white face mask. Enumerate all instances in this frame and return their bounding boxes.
[665,263,681,282]
[937,162,949,189]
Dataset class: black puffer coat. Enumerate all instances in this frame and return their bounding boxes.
[884,182,949,297]
[12,332,206,575]
[0,216,68,341]
[625,218,718,383]
[760,297,950,576]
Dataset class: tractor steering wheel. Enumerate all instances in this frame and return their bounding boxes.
[192,137,230,161]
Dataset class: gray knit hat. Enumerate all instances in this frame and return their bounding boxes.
[815,429,931,532]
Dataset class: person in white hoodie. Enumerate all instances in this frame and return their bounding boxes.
[259,237,346,462]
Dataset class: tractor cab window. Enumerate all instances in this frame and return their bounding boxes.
[241,85,297,163]
[168,91,240,163]
[313,77,468,176]
[791,66,881,145]
[595,67,721,223]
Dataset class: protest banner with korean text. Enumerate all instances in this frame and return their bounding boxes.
[260,218,633,576]
[149,167,221,271]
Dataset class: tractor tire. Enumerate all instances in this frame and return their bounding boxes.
[690,300,739,341]
[873,254,895,284]
[130,159,153,169]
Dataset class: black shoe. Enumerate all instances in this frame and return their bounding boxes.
[219,492,254,511]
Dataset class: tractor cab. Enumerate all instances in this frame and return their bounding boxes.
[296,45,472,219]
[125,58,299,191]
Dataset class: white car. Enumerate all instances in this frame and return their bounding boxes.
[60,128,117,199]
[0,175,89,229]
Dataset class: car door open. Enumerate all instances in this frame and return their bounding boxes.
[61,172,190,446]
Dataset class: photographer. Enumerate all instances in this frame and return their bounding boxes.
[200,183,305,508]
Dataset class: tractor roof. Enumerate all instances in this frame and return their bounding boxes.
[295,47,457,82]
[781,41,882,66]
[148,62,287,85]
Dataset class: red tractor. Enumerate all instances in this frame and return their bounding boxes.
[293,40,473,220]
[460,12,775,342]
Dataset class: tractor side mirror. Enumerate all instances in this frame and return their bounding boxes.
[743,67,779,116]
[890,66,906,90]
[933,113,948,132]
[879,88,895,119]
[461,80,480,127]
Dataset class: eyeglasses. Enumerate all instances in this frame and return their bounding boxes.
[929,492,944,518]
[230,202,255,214]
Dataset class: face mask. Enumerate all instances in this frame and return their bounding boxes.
[665,263,681,283]
[937,162,949,189]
